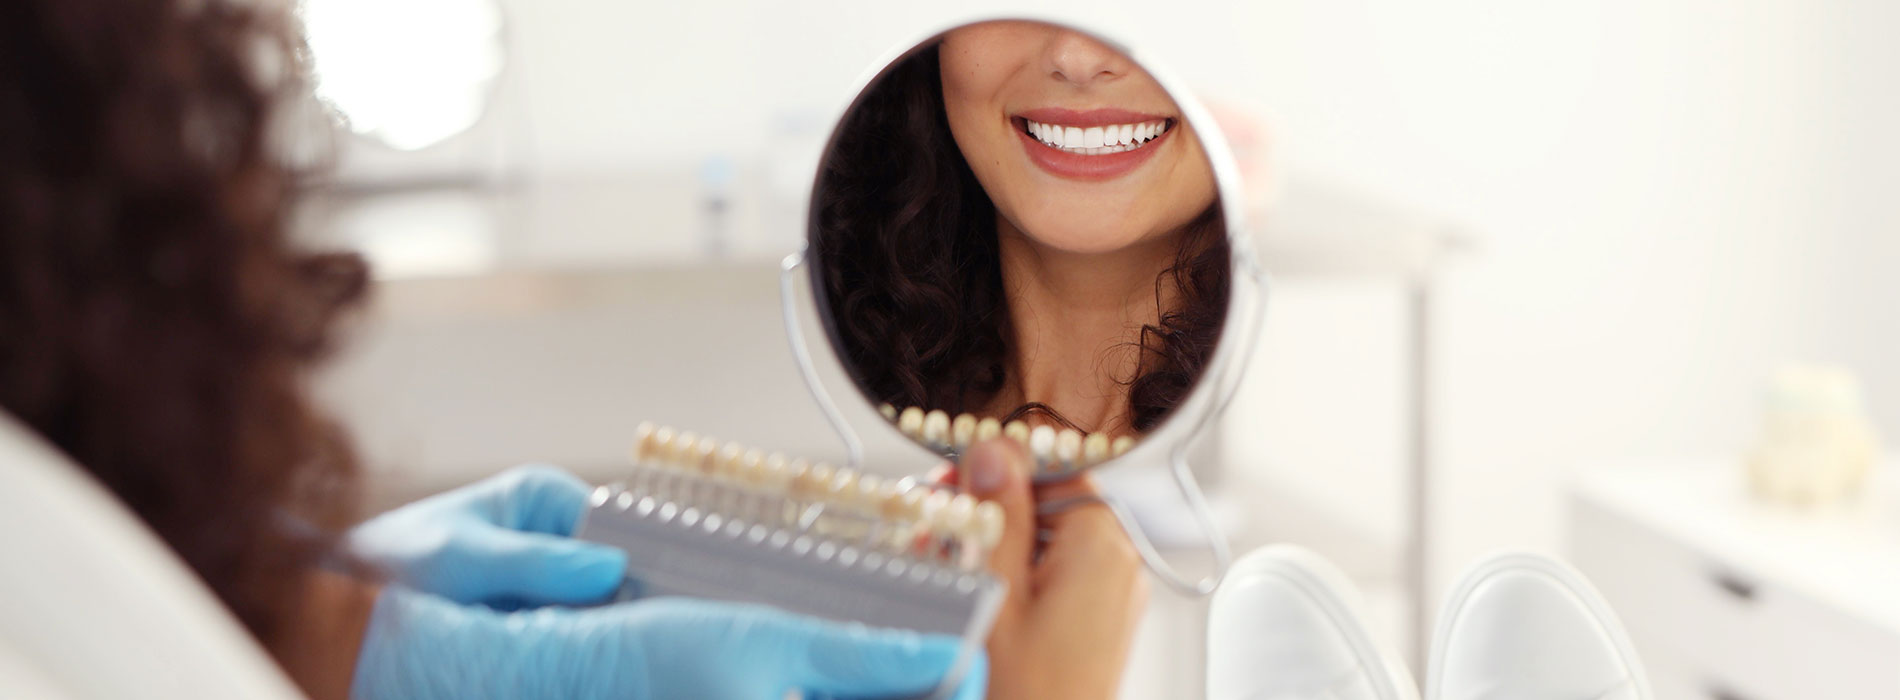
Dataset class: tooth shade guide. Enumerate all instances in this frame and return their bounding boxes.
[877,405,1145,474]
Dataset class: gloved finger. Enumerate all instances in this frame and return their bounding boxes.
[948,650,988,700]
[776,617,962,697]
[486,463,596,534]
[475,528,628,605]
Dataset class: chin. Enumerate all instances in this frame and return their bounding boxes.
[1021,227,1150,256]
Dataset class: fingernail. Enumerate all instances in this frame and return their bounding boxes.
[968,444,1009,493]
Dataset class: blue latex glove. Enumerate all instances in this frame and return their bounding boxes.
[345,464,627,607]
[352,587,989,700]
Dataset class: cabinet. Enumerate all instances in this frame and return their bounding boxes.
[1567,462,1900,700]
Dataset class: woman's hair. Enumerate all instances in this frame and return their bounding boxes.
[0,0,364,655]
[813,43,1230,433]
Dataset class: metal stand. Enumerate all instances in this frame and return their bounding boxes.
[778,251,864,470]
[1406,278,1435,672]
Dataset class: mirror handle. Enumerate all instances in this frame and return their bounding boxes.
[779,250,865,470]
[1036,454,1231,597]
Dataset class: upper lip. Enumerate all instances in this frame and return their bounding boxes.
[1014,107,1172,127]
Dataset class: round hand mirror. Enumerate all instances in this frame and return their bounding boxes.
[782,18,1266,594]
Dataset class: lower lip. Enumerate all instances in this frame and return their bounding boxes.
[1015,119,1172,181]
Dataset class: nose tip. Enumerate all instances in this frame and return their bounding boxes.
[1044,30,1125,86]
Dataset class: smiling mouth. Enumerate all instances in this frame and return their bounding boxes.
[1016,116,1174,155]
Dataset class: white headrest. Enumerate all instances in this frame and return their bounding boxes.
[0,412,305,699]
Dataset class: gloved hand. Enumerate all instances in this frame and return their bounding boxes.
[352,587,988,700]
[345,464,626,607]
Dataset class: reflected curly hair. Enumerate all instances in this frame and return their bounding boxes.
[813,43,1230,433]
[0,0,363,658]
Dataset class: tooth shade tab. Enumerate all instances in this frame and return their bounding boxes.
[878,405,1145,474]
[1022,117,1173,155]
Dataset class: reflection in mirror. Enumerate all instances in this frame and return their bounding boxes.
[811,20,1230,478]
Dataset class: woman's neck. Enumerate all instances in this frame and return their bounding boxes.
[986,216,1181,434]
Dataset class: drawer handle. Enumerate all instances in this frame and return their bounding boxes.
[1706,684,1754,700]
[1708,570,1757,602]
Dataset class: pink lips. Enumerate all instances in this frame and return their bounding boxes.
[1012,108,1174,181]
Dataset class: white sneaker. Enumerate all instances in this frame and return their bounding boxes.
[1208,544,1418,700]
[1426,552,1651,700]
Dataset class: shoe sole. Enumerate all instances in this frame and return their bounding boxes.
[1425,551,1652,700]
[1213,544,1420,700]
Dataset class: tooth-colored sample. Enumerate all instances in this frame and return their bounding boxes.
[973,500,1004,549]
[824,465,853,499]
[943,494,976,533]
[892,485,927,521]
[671,431,701,468]
[951,413,978,448]
[1082,433,1111,465]
[1028,425,1057,461]
[880,403,898,421]
[1121,123,1135,145]
[1003,420,1030,446]
[856,474,884,509]
[920,491,951,530]
[691,435,720,472]
[886,522,917,553]
[632,422,659,462]
[1111,435,1136,456]
[1055,429,1083,465]
[1063,126,1082,148]
[716,442,744,476]
[797,461,832,497]
[898,407,925,438]
[921,410,951,446]
[785,458,813,494]
[761,453,790,488]
[974,417,1002,443]
[649,426,677,465]
[736,448,766,483]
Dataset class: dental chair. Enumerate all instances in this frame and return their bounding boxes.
[0,412,304,698]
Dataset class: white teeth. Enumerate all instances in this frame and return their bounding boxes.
[1024,118,1169,155]
[1083,126,1104,148]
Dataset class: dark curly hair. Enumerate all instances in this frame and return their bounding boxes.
[0,0,364,662]
[813,43,1230,434]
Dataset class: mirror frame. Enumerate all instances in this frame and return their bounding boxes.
[780,15,1269,594]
